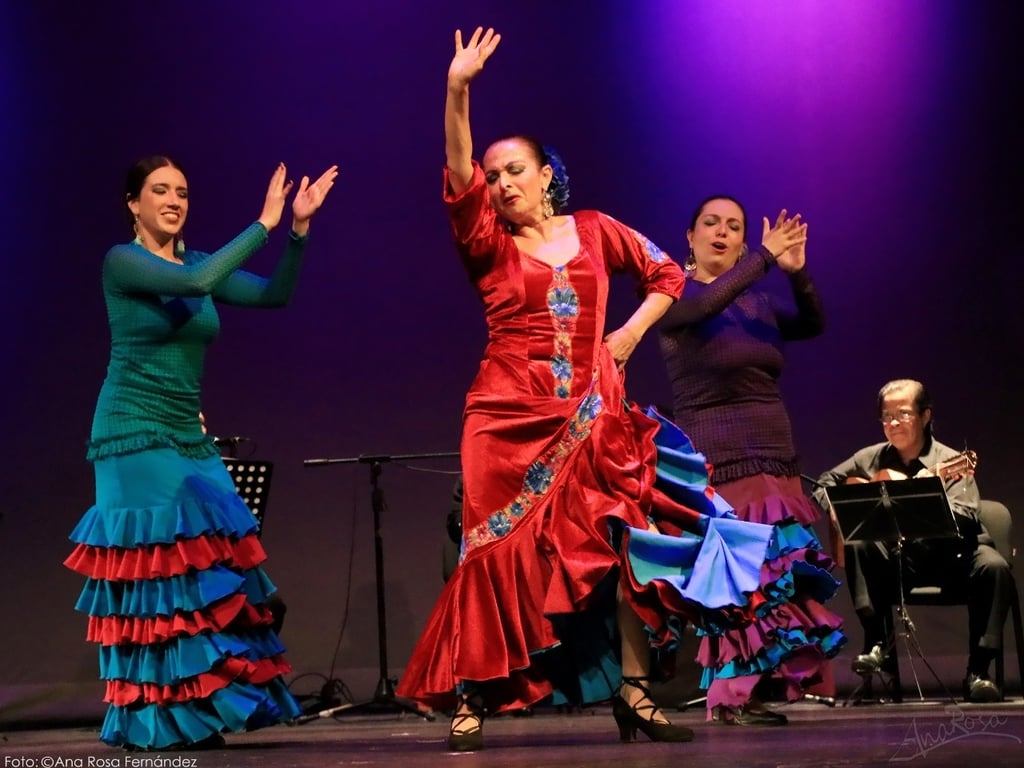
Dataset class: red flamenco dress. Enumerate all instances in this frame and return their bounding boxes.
[395,165,837,714]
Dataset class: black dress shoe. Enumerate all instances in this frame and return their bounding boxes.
[712,705,788,726]
[963,674,1001,703]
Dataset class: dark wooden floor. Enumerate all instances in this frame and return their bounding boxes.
[4,698,1024,768]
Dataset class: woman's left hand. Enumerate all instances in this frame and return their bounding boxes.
[776,220,808,273]
[292,165,340,225]
[604,326,641,369]
[761,210,807,271]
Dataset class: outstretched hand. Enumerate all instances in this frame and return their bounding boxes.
[258,163,294,232]
[761,209,808,272]
[292,165,340,224]
[448,27,501,90]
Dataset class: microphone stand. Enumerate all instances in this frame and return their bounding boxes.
[294,450,459,724]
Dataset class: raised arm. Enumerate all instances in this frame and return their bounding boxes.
[773,216,824,340]
[213,231,307,307]
[104,224,269,297]
[776,268,826,340]
[659,247,774,330]
[214,164,338,307]
[289,164,339,237]
[106,164,295,296]
[660,210,807,331]
[445,27,501,194]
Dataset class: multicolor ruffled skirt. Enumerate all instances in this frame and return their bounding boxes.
[692,470,846,712]
[65,448,300,749]
[396,363,843,715]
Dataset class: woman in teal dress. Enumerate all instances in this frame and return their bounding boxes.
[64,156,337,750]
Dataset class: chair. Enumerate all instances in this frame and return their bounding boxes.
[881,499,1024,701]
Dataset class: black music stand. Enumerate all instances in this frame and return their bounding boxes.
[826,477,960,705]
[223,458,273,534]
[295,450,460,724]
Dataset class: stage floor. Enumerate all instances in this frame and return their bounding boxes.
[4,699,1023,768]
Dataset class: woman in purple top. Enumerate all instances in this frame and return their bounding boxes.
[657,196,845,725]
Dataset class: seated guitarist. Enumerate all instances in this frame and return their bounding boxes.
[812,378,1011,701]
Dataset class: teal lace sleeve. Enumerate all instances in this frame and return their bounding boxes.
[212,230,308,307]
[103,222,268,297]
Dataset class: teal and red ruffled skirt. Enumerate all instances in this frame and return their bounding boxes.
[65,448,300,750]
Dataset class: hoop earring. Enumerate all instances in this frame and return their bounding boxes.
[542,189,554,219]
[684,248,697,276]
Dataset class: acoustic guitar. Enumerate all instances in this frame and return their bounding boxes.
[844,449,978,485]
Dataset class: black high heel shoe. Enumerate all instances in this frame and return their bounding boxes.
[612,677,695,743]
[447,694,485,752]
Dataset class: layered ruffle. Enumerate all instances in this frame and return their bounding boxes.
[69,489,260,548]
[65,450,297,749]
[395,374,783,714]
[696,473,846,710]
[76,566,276,619]
[65,533,265,581]
[99,678,300,751]
[86,593,273,645]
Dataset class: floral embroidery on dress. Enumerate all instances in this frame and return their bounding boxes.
[548,267,579,398]
[630,228,667,263]
[462,383,605,554]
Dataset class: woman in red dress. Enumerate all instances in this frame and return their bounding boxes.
[396,27,809,751]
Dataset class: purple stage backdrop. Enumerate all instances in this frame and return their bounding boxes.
[1,0,1021,723]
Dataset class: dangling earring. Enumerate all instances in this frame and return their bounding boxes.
[684,248,697,276]
[738,243,748,261]
[132,216,144,247]
[175,236,185,256]
[542,188,554,219]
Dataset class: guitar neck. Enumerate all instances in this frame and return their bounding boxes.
[931,450,978,481]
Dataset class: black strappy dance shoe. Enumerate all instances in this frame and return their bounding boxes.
[447,694,485,751]
[612,677,695,743]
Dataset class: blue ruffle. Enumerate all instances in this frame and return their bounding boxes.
[625,517,773,610]
[767,519,820,558]
[646,407,736,521]
[99,678,301,749]
[70,488,259,548]
[75,566,276,618]
[99,628,287,684]
[701,625,847,686]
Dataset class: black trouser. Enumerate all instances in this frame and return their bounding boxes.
[844,537,1012,672]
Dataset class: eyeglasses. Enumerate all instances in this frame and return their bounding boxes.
[880,410,916,425]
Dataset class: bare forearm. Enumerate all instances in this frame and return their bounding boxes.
[445,84,473,193]
[624,292,674,339]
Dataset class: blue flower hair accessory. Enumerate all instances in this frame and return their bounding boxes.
[543,145,570,213]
